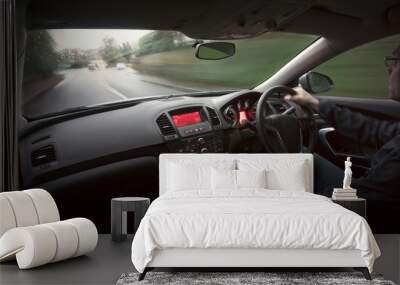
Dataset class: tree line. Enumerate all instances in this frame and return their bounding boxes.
[24,30,194,80]
[99,31,194,66]
[24,30,96,81]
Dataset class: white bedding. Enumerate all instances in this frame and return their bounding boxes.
[131,190,380,273]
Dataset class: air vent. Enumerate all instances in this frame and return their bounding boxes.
[206,107,221,128]
[156,114,177,138]
[31,145,56,167]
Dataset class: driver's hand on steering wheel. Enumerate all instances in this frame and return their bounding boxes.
[284,87,320,110]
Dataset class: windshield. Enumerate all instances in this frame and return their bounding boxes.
[22,29,317,119]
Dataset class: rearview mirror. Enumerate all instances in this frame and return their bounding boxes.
[195,42,235,60]
[299,72,333,94]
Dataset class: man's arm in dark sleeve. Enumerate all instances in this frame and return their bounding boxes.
[318,99,400,147]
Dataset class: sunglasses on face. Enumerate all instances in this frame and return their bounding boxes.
[385,56,400,68]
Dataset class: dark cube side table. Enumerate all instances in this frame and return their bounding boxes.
[331,198,367,219]
[111,197,150,242]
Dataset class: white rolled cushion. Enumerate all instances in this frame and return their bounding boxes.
[24,189,60,223]
[0,196,17,237]
[236,169,267,189]
[65,218,98,257]
[1,191,39,227]
[0,225,57,269]
[42,221,79,262]
[0,218,97,269]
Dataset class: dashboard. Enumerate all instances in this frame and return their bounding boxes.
[19,90,290,186]
[222,95,258,127]
[155,105,224,154]
[221,92,289,127]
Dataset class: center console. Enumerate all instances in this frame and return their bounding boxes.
[155,106,224,153]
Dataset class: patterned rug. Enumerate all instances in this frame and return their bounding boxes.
[116,272,396,285]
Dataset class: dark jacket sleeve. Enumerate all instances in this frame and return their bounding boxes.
[318,99,400,147]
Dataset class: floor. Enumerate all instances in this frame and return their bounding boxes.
[1,235,399,285]
[0,235,134,285]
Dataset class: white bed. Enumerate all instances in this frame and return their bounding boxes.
[131,154,380,280]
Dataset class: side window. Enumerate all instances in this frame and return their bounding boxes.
[314,34,400,99]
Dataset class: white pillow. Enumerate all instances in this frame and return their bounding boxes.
[211,169,267,191]
[167,160,235,192]
[237,159,309,192]
[167,162,209,191]
[236,169,267,189]
[267,163,307,192]
[211,168,236,190]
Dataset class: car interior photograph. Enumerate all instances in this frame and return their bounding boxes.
[1,0,400,284]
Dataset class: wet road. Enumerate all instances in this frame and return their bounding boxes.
[23,68,198,118]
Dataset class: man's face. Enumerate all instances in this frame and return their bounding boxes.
[388,46,400,101]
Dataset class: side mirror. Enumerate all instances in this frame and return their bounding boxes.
[195,42,235,60]
[299,72,333,94]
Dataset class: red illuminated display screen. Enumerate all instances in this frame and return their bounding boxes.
[172,111,202,127]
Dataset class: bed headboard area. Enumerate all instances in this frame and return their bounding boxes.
[159,153,314,196]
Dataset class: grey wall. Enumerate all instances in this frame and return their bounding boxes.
[374,234,400,284]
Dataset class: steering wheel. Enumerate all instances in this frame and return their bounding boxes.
[255,85,317,153]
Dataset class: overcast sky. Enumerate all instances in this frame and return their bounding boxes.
[50,29,151,50]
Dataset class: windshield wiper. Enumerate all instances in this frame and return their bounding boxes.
[169,90,238,97]
[26,90,238,121]
[26,95,168,121]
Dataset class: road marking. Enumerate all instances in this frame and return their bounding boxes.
[98,71,129,100]
[104,83,129,100]
[54,73,73,89]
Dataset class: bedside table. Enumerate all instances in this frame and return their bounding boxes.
[111,197,150,242]
[331,198,366,219]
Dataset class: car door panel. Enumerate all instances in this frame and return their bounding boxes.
[318,96,400,120]
[315,96,400,177]
[318,127,371,177]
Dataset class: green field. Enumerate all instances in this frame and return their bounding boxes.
[316,35,399,98]
[132,33,399,98]
[132,33,317,88]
